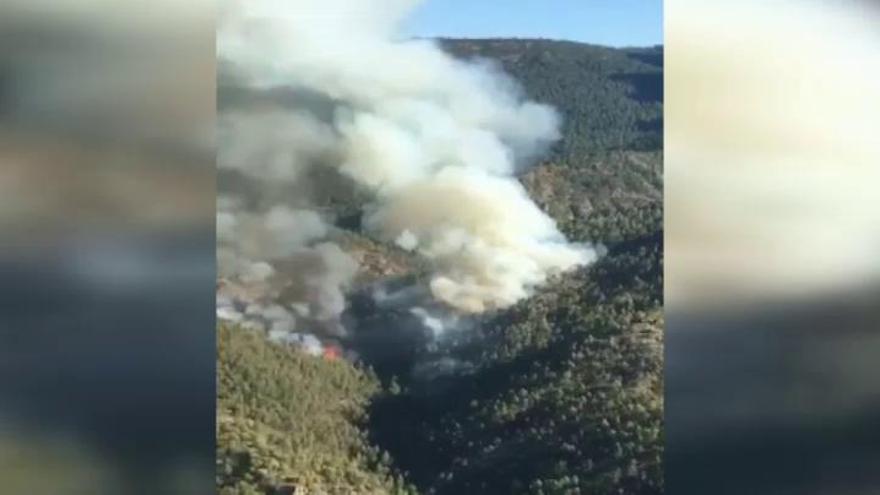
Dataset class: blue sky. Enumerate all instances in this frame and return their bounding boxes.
[402,0,662,47]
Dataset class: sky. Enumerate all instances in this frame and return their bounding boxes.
[402,0,663,47]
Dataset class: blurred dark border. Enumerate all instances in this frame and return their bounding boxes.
[0,4,215,494]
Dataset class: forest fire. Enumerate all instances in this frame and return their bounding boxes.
[322,345,342,361]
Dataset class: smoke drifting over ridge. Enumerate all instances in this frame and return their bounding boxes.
[217,0,594,324]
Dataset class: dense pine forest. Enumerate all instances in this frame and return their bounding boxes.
[218,39,663,495]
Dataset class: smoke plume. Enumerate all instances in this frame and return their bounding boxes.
[217,0,594,321]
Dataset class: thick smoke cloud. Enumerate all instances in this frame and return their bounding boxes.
[217,0,594,318]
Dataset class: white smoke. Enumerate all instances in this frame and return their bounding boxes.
[216,203,357,336]
[217,0,594,315]
[268,331,324,356]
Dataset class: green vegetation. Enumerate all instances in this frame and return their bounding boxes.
[217,324,416,495]
[441,39,663,156]
[217,38,663,495]
[368,227,663,495]
[521,151,662,244]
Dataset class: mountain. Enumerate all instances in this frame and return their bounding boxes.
[440,39,662,247]
[217,324,417,494]
[440,39,663,155]
[217,38,664,495]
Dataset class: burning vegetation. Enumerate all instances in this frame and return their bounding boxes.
[216,0,663,494]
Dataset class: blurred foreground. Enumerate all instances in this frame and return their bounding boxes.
[0,2,215,493]
[666,1,880,493]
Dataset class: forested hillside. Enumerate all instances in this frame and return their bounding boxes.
[217,324,417,494]
[218,38,663,495]
[369,240,663,494]
[441,39,662,154]
[441,39,663,247]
